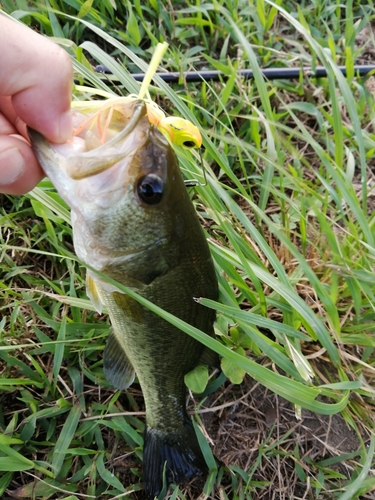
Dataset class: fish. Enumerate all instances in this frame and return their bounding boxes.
[29,99,218,499]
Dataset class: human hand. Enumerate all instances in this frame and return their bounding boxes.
[0,14,73,195]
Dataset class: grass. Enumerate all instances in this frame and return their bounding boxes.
[1,0,375,498]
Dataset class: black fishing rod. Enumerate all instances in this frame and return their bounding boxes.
[95,64,375,82]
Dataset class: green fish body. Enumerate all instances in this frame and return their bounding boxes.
[29,100,218,498]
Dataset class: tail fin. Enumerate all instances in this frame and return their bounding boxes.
[143,419,207,499]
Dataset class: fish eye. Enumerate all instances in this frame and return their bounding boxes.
[136,174,164,205]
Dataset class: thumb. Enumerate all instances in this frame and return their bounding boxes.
[0,15,73,143]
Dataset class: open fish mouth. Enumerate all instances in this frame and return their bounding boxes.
[59,99,148,181]
[28,100,151,206]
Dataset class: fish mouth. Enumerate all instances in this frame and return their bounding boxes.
[28,99,148,181]
[67,99,148,181]
[28,99,152,209]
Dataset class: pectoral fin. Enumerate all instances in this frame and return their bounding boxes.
[103,331,136,390]
[86,271,103,314]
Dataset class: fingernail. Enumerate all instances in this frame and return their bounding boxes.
[59,110,73,142]
[0,147,26,185]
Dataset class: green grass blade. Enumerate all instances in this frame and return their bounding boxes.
[52,404,82,475]
[337,434,375,500]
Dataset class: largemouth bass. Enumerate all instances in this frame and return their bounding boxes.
[29,99,218,498]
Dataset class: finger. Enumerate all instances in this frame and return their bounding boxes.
[0,96,28,140]
[0,107,18,136]
[0,135,44,195]
[0,14,73,143]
